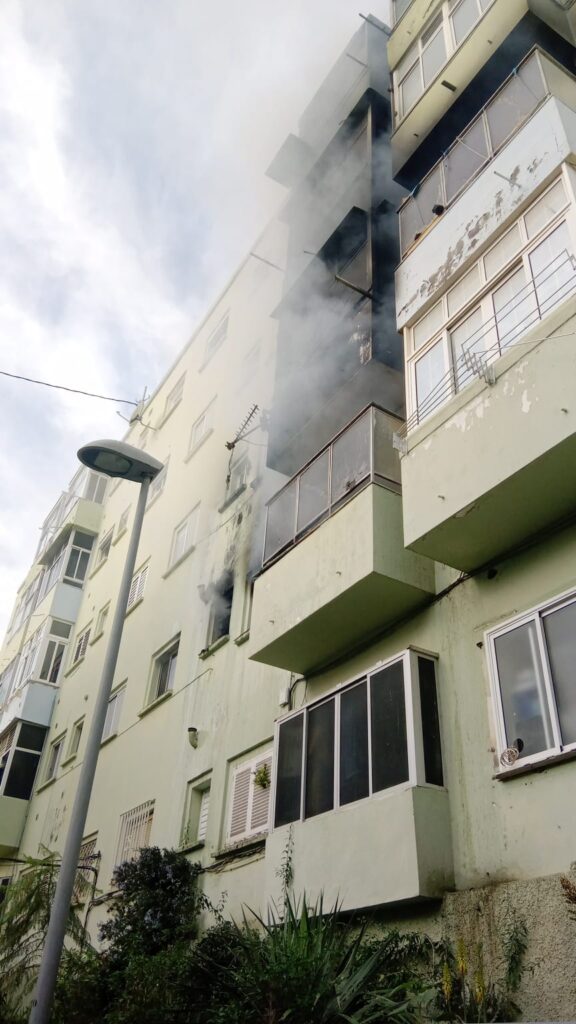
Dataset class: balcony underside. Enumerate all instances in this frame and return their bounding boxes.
[249,485,435,674]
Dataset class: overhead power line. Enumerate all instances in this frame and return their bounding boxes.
[0,368,138,406]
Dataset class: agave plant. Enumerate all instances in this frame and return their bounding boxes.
[195,894,419,1024]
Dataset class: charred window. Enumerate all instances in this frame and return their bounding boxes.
[208,571,234,646]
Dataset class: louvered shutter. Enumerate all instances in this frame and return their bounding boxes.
[127,574,139,609]
[229,766,251,839]
[197,789,210,842]
[250,754,272,832]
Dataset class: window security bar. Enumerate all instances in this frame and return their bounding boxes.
[262,405,402,568]
[399,249,576,437]
[398,49,548,257]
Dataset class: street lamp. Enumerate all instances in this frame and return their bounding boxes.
[29,440,163,1024]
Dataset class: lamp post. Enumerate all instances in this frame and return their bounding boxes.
[29,440,163,1024]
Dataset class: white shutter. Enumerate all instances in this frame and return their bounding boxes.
[250,755,272,832]
[229,766,251,839]
[197,789,210,842]
[116,800,154,866]
[127,565,148,610]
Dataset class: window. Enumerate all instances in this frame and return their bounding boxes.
[73,835,98,902]
[95,529,113,568]
[115,800,154,867]
[188,399,215,455]
[67,720,84,759]
[117,507,131,538]
[127,564,149,611]
[406,177,575,426]
[0,723,46,799]
[226,457,250,501]
[38,620,71,685]
[398,51,546,255]
[392,0,414,24]
[146,463,168,508]
[207,571,234,646]
[84,472,107,504]
[169,507,199,567]
[204,315,228,363]
[394,0,496,122]
[488,590,576,768]
[44,736,64,783]
[94,604,110,639]
[72,626,91,666]
[163,375,185,421]
[149,639,179,704]
[181,778,211,847]
[228,751,272,843]
[64,531,94,586]
[274,653,442,828]
[102,687,125,742]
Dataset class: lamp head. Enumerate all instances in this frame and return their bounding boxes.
[77,439,164,482]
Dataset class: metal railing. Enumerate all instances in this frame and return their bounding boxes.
[402,250,576,435]
[262,405,402,568]
[398,50,547,257]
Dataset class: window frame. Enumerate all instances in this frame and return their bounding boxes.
[271,649,442,831]
[162,374,185,422]
[181,775,212,848]
[227,749,273,845]
[115,800,155,868]
[94,528,114,569]
[486,587,576,772]
[102,685,126,743]
[169,505,199,569]
[94,603,110,641]
[66,719,84,761]
[393,0,497,123]
[406,175,575,426]
[126,564,149,612]
[44,734,65,783]
[72,626,91,667]
[188,398,216,457]
[147,637,179,706]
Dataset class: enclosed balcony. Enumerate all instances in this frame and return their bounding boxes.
[399,279,576,571]
[264,652,453,912]
[396,50,576,328]
[249,407,435,674]
[389,0,529,179]
[0,721,47,855]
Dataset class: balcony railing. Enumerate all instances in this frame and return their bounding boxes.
[398,49,557,258]
[402,249,576,435]
[263,405,402,567]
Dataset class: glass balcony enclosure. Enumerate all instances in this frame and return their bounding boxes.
[398,50,570,257]
[263,406,402,567]
[35,467,107,562]
[403,174,576,432]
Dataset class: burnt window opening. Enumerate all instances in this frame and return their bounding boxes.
[208,571,234,646]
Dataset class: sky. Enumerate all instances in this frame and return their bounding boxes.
[0,0,391,639]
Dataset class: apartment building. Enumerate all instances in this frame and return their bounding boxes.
[1,3,576,1018]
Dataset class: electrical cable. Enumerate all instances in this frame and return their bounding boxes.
[0,369,138,406]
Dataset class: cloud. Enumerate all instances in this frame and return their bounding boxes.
[0,0,390,637]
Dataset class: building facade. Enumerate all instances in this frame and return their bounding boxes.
[2,3,576,1018]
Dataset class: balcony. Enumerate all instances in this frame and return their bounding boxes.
[390,0,528,178]
[265,786,453,912]
[249,407,435,673]
[396,52,576,328]
[0,797,28,856]
[0,680,57,736]
[400,288,576,571]
[38,497,103,566]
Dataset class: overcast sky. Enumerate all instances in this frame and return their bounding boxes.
[0,0,390,639]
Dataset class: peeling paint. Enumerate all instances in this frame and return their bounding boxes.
[521,389,531,413]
